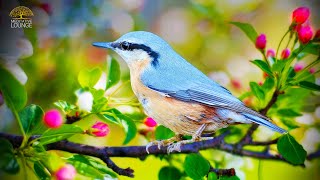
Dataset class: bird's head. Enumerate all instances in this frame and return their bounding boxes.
[93,31,171,67]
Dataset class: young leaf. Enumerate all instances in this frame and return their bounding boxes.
[262,77,275,92]
[67,155,105,179]
[78,67,102,88]
[219,176,241,180]
[54,100,76,113]
[249,82,265,101]
[106,57,120,89]
[101,108,137,144]
[117,113,137,145]
[298,81,320,91]
[158,166,182,180]
[19,104,44,136]
[251,60,273,76]
[277,133,307,165]
[183,153,210,179]
[0,138,19,174]
[208,172,218,180]
[230,22,258,43]
[34,161,50,180]
[299,43,320,56]
[0,66,27,111]
[272,60,286,72]
[155,125,175,140]
[39,124,84,145]
[277,109,302,117]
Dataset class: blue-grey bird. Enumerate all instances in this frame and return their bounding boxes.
[92,31,286,153]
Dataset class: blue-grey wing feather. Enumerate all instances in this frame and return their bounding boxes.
[140,54,268,120]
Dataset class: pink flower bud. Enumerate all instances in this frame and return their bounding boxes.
[294,62,304,72]
[292,7,310,24]
[231,79,242,89]
[89,122,110,137]
[314,29,320,40]
[144,117,157,127]
[309,68,316,74]
[255,34,266,50]
[281,48,290,59]
[266,49,275,58]
[298,25,313,44]
[55,164,76,180]
[43,109,63,128]
[263,72,269,79]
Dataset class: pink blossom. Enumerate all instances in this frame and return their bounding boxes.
[298,25,313,44]
[255,34,266,50]
[90,122,110,137]
[294,63,304,72]
[292,7,310,24]
[266,49,275,58]
[43,109,63,128]
[309,68,316,74]
[281,48,290,59]
[55,164,76,180]
[144,117,157,127]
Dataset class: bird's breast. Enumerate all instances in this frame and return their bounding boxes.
[128,59,230,135]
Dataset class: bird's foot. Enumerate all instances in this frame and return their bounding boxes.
[166,136,214,154]
[145,135,182,154]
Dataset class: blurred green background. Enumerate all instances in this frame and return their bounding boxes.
[1,0,320,179]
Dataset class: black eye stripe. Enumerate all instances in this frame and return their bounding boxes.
[115,41,160,67]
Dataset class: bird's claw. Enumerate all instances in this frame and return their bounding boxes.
[167,142,182,154]
[146,140,165,154]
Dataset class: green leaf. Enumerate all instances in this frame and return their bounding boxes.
[280,118,299,130]
[183,153,210,179]
[261,77,275,92]
[84,156,117,178]
[158,166,182,180]
[277,109,302,117]
[208,172,218,180]
[0,138,19,174]
[78,67,102,88]
[219,176,240,180]
[54,100,76,113]
[91,89,108,113]
[300,43,320,56]
[19,105,44,136]
[277,133,307,165]
[117,113,137,145]
[101,108,137,144]
[106,57,121,89]
[251,60,273,77]
[272,60,287,73]
[39,124,84,145]
[155,125,175,140]
[0,66,27,111]
[230,22,258,43]
[34,162,50,180]
[249,82,265,101]
[67,155,105,179]
[298,81,320,91]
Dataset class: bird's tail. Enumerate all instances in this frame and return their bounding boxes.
[242,113,286,133]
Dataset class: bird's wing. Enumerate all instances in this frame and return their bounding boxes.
[140,63,268,120]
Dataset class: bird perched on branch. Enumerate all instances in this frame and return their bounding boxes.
[93,31,286,154]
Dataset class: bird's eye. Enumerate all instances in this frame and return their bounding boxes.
[120,41,130,50]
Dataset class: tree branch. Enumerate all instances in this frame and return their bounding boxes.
[1,131,319,178]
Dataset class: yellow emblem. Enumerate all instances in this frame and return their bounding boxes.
[9,6,34,19]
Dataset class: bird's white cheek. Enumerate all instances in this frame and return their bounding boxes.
[117,50,149,64]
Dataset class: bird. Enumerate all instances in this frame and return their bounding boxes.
[92,31,286,154]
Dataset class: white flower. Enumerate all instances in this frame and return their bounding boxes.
[76,91,94,112]
[296,113,314,125]
[301,128,320,153]
[94,72,107,90]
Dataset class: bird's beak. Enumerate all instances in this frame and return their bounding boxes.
[92,42,114,49]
